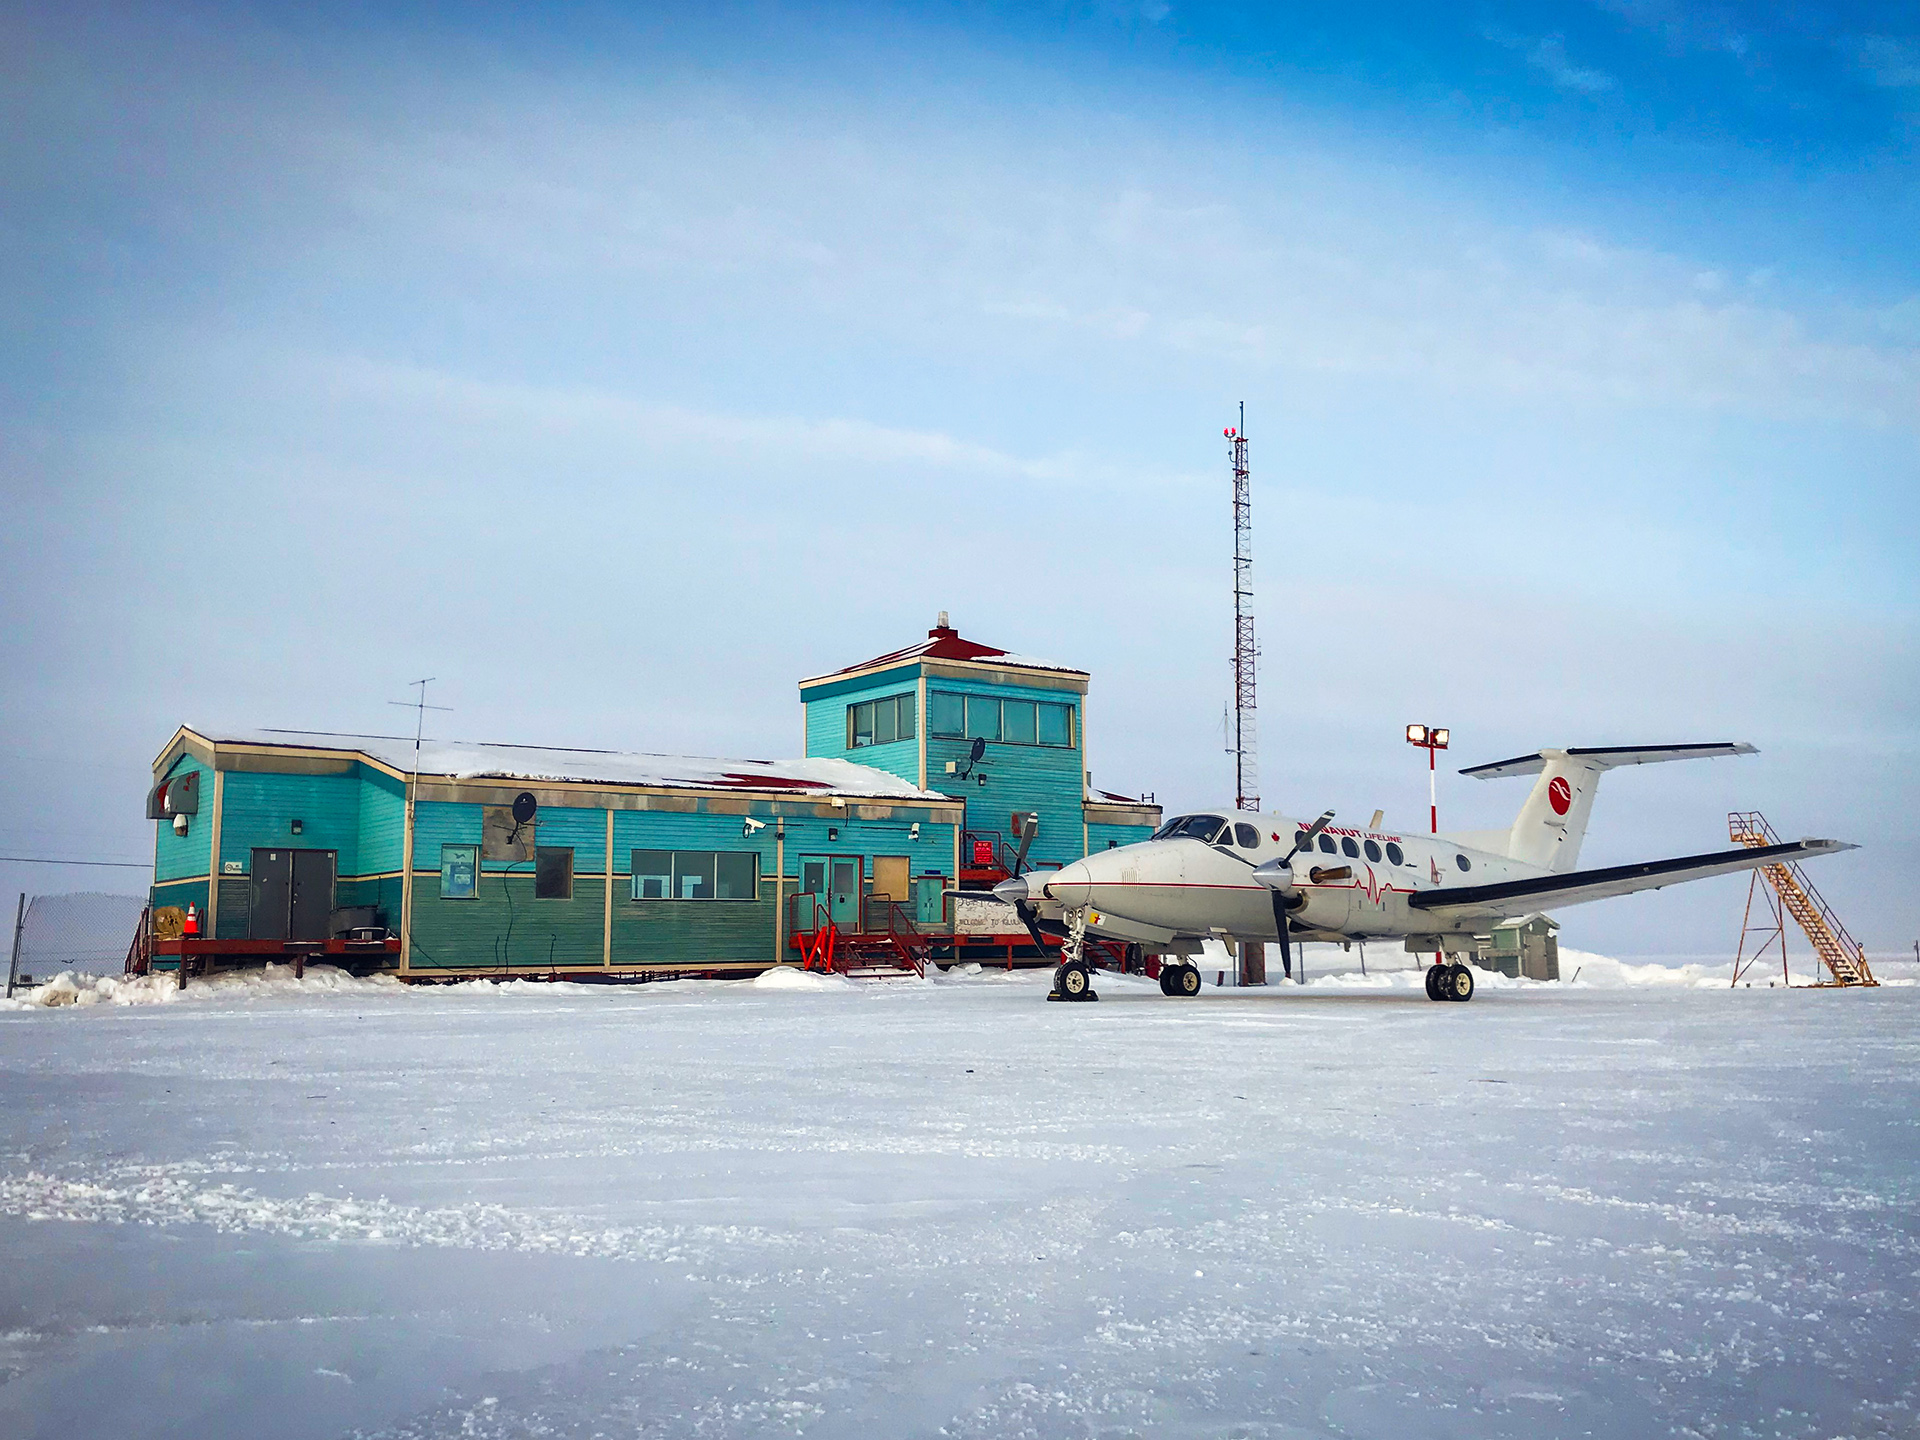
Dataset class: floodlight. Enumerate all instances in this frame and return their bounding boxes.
[1406,724,1427,744]
[1432,728,1450,748]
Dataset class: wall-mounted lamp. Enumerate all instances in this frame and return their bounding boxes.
[827,826,840,842]
[290,818,304,835]
[172,813,189,837]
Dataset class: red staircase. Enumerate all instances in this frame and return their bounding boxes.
[789,896,928,979]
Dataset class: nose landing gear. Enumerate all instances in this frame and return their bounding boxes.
[1047,907,1100,1002]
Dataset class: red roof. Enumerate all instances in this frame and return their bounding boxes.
[804,623,1087,684]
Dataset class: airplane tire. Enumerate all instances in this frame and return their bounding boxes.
[1445,964,1475,1002]
[1158,966,1179,996]
[1058,961,1091,1001]
[1424,964,1446,1002]
[1172,964,1202,998]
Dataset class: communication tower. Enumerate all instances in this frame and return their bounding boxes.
[1226,404,1258,812]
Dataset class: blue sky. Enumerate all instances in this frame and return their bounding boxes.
[2,1,1914,953]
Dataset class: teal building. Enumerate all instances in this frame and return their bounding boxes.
[145,619,1157,980]
[798,616,1160,881]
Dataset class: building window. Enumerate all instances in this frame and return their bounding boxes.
[534,847,573,899]
[631,849,672,899]
[440,844,478,899]
[927,691,1075,748]
[964,695,1000,741]
[631,849,760,901]
[929,691,965,738]
[849,694,916,748]
[1002,699,1037,745]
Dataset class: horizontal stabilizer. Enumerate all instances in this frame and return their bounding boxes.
[1462,742,1756,781]
[1409,837,1854,921]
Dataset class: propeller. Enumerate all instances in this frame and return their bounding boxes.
[1254,810,1334,982]
[1004,813,1052,953]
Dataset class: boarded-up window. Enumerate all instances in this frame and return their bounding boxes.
[534,847,573,900]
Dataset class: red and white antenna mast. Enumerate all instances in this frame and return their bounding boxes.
[1226,403,1258,812]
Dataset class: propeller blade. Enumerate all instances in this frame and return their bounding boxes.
[1279,810,1336,866]
[1011,812,1038,876]
[1270,889,1294,980]
[1015,899,1050,954]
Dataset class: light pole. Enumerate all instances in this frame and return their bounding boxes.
[1404,724,1450,834]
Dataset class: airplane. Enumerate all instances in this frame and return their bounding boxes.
[993,743,1854,1003]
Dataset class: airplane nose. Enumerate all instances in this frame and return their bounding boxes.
[992,875,1030,904]
[1049,859,1094,908]
[1251,859,1296,892]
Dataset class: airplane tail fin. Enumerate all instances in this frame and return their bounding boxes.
[1462,743,1757,873]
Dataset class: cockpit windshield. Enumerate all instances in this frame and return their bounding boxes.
[1152,814,1228,844]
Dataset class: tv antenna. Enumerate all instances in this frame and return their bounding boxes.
[388,678,451,970]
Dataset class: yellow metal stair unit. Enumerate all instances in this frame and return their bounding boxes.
[1729,811,1875,987]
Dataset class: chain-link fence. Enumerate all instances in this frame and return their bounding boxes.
[6,892,147,992]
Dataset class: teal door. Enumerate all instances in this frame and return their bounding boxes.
[829,857,861,929]
[915,874,947,926]
[797,856,829,931]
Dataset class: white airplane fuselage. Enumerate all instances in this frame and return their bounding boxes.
[1034,812,1528,948]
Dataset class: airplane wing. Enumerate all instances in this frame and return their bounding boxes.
[1407,838,1855,924]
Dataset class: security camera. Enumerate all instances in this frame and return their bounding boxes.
[908,822,921,841]
[742,817,767,836]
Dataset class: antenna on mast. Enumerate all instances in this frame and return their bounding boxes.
[1225,404,1259,812]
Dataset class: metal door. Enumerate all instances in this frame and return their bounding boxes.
[828,858,861,929]
[796,856,829,932]
[915,875,947,927]
[290,850,336,941]
[249,849,292,939]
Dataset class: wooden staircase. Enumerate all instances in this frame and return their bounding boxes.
[1729,812,1874,987]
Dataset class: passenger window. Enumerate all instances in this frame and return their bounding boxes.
[1318,834,1337,854]
[1294,830,1311,851]
[1364,840,1382,862]
[1234,823,1260,848]
[1341,837,1359,859]
[1385,842,1404,866]
[1456,854,1471,872]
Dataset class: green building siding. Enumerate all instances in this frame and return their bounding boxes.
[410,873,608,971]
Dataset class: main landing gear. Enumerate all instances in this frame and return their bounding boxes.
[1048,907,1099,1002]
[1425,961,1475,1002]
[1159,962,1202,997]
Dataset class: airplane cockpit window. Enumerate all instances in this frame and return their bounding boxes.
[1155,814,1227,843]
[1318,834,1338,854]
[1234,823,1260,848]
[1364,839,1382,863]
[1456,854,1471,872]
[1341,837,1360,859]
[1385,842,1405,865]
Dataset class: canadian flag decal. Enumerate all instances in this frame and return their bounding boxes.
[1548,776,1573,816]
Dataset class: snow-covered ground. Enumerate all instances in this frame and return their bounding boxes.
[2,957,1916,1439]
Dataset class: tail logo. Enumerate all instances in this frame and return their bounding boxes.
[1548,777,1572,815]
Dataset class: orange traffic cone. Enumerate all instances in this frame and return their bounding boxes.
[184,903,199,937]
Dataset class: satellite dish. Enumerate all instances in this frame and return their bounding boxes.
[969,737,986,763]
[512,792,537,825]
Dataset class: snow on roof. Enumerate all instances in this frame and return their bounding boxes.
[801,622,1086,685]
[182,728,954,802]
